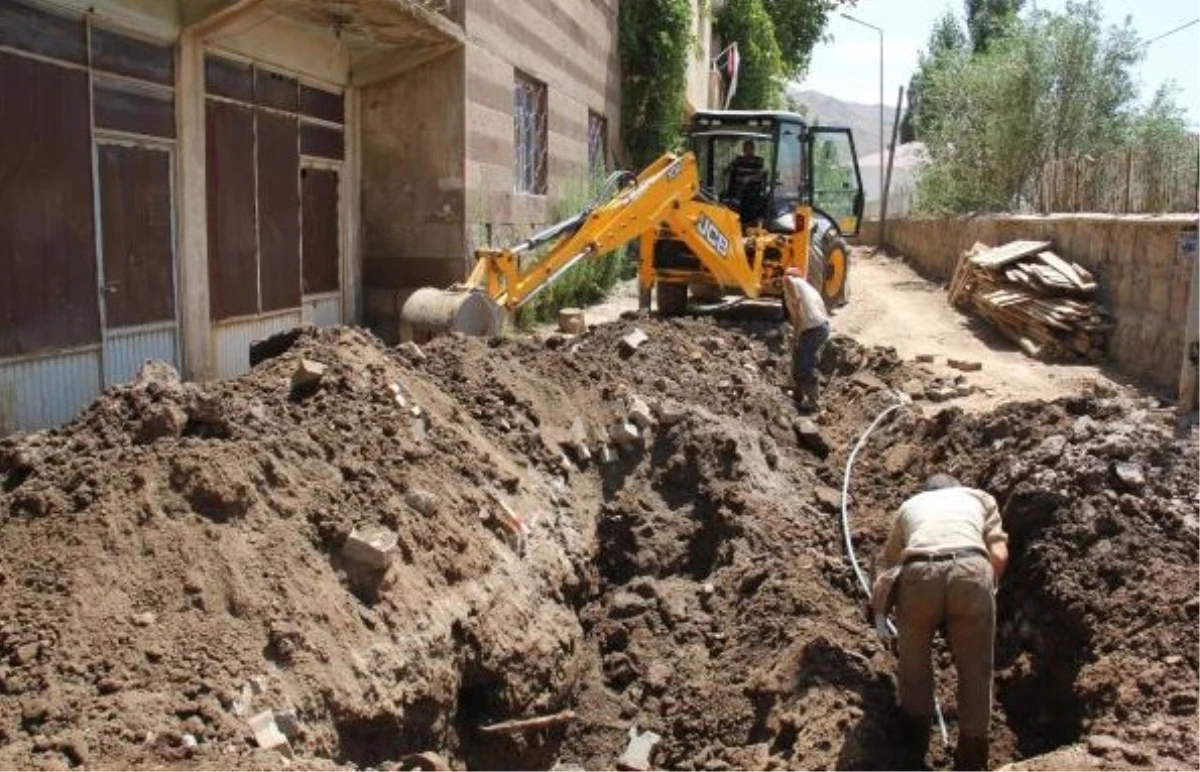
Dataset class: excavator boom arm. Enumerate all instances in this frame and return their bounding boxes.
[471,152,762,310]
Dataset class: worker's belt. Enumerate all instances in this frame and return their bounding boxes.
[903,547,987,566]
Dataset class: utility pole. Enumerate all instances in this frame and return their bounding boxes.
[880,85,905,248]
[841,12,884,216]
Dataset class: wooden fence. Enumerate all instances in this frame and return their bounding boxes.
[1034,138,1200,214]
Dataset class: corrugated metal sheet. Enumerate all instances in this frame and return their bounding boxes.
[214,311,302,379]
[0,348,101,435]
[104,324,177,387]
[302,295,341,328]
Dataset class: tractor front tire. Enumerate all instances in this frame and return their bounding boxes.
[656,282,687,317]
[821,235,850,307]
[807,246,829,303]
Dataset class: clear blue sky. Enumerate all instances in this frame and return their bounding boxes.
[799,0,1200,129]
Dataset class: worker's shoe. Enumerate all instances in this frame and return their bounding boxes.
[953,734,989,771]
[895,712,932,770]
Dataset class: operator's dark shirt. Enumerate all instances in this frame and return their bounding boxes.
[727,154,765,197]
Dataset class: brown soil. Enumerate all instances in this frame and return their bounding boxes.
[0,312,1195,771]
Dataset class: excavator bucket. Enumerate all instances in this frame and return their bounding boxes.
[398,287,504,343]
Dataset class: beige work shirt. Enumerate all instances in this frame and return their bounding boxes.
[878,487,1008,573]
[783,275,829,332]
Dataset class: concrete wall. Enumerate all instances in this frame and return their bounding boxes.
[859,214,1200,394]
[463,0,621,246]
[360,49,467,332]
[204,6,352,84]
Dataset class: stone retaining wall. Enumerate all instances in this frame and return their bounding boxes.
[856,215,1199,394]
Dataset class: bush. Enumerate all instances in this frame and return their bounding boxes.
[513,176,636,329]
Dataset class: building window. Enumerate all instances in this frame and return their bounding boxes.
[588,110,608,178]
[514,70,547,194]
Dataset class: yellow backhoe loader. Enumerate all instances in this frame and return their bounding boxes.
[399,110,865,340]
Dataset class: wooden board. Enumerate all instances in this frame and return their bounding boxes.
[969,240,1052,268]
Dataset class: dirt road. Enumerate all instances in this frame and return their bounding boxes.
[835,250,1131,410]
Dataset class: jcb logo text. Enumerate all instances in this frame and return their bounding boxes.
[696,215,729,258]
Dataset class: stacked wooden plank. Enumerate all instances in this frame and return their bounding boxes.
[948,240,1112,361]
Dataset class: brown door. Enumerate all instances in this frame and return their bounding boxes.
[98,143,175,328]
[301,166,340,297]
[97,141,178,384]
[300,164,341,327]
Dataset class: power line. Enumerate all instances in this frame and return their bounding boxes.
[1142,17,1200,47]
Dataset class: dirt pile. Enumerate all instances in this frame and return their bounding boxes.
[837,380,1199,768]
[0,328,588,770]
[0,313,1196,771]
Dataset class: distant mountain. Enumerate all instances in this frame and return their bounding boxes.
[787,88,898,164]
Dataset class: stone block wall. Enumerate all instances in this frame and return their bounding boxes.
[463,0,621,248]
[856,214,1199,394]
[360,50,467,339]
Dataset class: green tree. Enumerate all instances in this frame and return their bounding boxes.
[762,0,842,77]
[715,0,786,109]
[914,0,1188,213]
[965,0,1024,52]
[1134,84,1191,146]
[899,11,967,143]
[619,0,692,167]
[715,0,850,109]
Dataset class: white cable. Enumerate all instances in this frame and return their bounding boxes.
[839,393,950,747]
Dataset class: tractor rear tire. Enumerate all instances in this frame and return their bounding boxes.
[656,282,687,317]
[689,283,725,304]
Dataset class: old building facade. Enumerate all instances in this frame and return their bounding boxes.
[0,0,714,433]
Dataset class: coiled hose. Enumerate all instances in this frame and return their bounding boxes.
[838,394,950,747]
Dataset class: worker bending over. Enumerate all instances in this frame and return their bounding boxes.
[873,474,1009,771]
[782,267,830,411]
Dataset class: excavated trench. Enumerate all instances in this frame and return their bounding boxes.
[0,319,1195,771]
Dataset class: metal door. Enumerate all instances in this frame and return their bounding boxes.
[806,126,865,237]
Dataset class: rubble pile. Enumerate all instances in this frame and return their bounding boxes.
[0,317,1195,770]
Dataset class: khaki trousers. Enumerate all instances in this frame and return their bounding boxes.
[895,553,995,739]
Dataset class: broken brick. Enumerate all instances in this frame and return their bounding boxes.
[291,359,327,390]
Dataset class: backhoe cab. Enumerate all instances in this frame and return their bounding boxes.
[397,110,864,341]
[646,110,865,315]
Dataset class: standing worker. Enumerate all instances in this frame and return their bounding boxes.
[872,473,1009,771]
[781,266,830,411]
